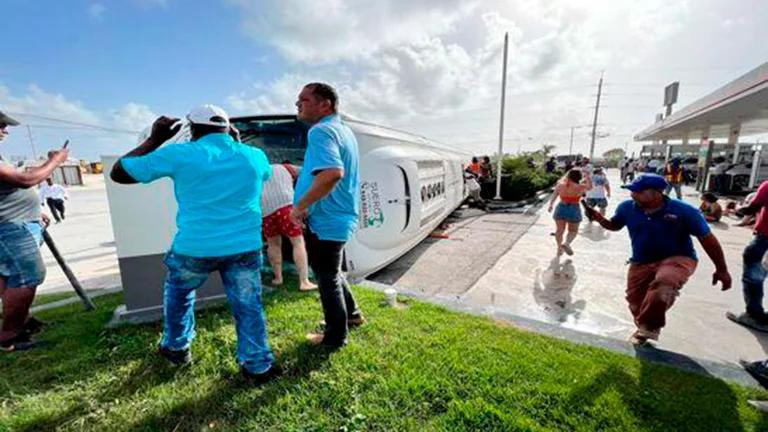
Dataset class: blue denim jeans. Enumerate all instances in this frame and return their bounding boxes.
[742,233,768,317]
[664,183,682,200]
[0,221,45,288]
[161,250,274,374]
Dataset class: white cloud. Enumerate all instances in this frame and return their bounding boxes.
[0,84,100,125]
[0,84,157,159]
[227,0,477,64]
[722,16,747,29]
[225,0,701,156]
[87,3,106,20]
[111,103,158,131]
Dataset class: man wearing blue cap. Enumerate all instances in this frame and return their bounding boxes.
[584,173,731,345]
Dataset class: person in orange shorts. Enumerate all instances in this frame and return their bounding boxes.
[262,164,316,291]
[584,174,732,345]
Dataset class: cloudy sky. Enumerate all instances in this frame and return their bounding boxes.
[1,0,766,160]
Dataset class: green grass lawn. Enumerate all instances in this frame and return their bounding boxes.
[0,292,76,320]
[1,282,767,431]
[30,291,76,308]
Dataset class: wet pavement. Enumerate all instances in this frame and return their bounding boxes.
[368,208,538,298]
[462,169,768,366]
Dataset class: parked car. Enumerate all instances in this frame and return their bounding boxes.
[726,161,768,192]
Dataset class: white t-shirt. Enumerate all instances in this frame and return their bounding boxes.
[586,174,609,199]
[261,164,295,217]
[39,183,68,201]
[711,162,730,175]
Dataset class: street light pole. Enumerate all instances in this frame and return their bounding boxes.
[589,72,603,160]
[569,126,574,155]
[26,125,38,160]
[494,32,509,200]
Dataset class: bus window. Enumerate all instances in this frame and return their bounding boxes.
[231,117,309,165]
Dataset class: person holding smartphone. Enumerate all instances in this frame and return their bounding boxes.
[0,110,68,352]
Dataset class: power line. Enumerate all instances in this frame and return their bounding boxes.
[603,82,719,87]
[25,124,138,134]
[7,112,141,134]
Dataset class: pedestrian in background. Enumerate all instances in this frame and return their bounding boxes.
[39,177,68,223]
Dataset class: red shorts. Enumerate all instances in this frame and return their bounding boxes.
[263,205,303,239]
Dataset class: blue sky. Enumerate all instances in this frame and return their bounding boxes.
[1,0,282,114]
[1,0,767,160]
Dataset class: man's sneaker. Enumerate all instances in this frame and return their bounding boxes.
[348,315,366,327]
[157,346,191,365]
[0,333,37,352]
[741,359,768,389]
[726,311,768,333]
[241,364,284,385]
[23,317,46,336]
[317,315,367,331]
[629,328,659,346]
[561,244,574,256]
[306,332,347,348]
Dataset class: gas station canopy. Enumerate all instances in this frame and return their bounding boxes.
[635,62,768,142]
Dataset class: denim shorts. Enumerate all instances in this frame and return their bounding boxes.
[0,221,46,287]
[553,202,582,223]
[585,198,608,209]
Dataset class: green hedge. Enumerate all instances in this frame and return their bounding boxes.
[481,155,560,201]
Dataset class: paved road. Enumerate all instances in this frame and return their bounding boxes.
[38,174,120,294]
[464,169,768,366]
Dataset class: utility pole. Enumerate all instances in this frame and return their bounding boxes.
[589,72,603,160]
[494,32,509,200]
[569,126,574,155]
[25,125,38,160]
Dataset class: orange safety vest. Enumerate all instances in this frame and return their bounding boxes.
[665,165,683,184]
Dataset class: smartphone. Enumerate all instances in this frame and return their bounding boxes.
[62,139,70,149]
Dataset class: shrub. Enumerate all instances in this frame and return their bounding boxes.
[480,155,559,201]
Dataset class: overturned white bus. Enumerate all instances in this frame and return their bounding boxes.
[103,114,471,323]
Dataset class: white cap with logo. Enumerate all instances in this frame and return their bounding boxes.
[186,104,230,127]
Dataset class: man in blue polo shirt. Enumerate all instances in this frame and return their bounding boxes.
[585,174,731,345]
[110,105,281,384]
[290,82,363,348]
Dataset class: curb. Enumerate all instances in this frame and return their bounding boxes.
[360,279,763,389]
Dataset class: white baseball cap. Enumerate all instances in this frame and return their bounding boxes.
[186,104,230,127]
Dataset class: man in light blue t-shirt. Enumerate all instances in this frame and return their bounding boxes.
[110,105,281,384]
[290,82,363,348]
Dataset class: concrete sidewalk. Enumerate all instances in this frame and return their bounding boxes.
[463,169,768,366]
